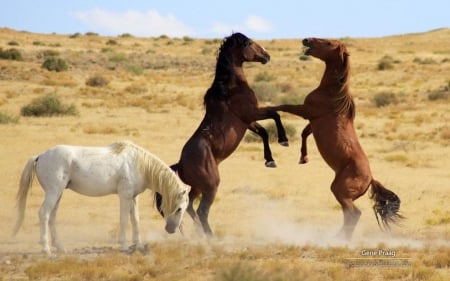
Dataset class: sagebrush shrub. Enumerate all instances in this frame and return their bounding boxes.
[42,57,68,72]
[21,94,78,117]
[0,48,23,61]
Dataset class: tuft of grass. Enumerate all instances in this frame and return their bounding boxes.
[42,56,68,72]
[0,111,19,124]
[21,94,78,117]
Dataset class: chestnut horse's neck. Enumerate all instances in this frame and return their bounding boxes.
[319,57,355,119]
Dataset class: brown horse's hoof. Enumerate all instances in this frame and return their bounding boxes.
[265,161,277,168]
[299,156,309,164]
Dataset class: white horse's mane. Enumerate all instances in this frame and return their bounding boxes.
[110,141,184,215]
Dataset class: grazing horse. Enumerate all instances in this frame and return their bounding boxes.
[269,38,403,239]
[13,141,190,255]
[169,32,287,236]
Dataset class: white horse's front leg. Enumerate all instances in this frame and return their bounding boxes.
[119,195,131,251]
[130,196,143,251]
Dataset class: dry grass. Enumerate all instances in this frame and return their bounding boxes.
[0,27,449,280]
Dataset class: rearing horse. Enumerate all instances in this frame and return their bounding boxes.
[269,38,403,239]
[170,32,287,235]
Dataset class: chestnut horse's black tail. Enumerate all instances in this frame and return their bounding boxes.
[369,179,404,232]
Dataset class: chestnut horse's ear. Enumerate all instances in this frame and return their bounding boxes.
[339,44,350,63]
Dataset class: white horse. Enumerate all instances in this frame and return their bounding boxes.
[13,141,190,255]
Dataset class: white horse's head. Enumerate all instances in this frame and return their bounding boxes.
[163,184,190,233]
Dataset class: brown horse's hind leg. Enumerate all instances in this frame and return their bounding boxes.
[197,187,217,236]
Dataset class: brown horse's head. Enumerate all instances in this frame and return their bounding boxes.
[302,38,349,64]
[225,32,270,64]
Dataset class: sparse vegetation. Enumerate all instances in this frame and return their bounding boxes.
[21,94,78,116]
[0,27,449,281]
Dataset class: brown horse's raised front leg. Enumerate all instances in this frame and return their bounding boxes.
[248,122,276,167]
[300,123,312,164]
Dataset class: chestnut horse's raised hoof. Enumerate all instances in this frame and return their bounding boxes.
[167,32,288,236]
[270,38,404,240]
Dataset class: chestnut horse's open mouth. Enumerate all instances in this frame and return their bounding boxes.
[302,38,312,55]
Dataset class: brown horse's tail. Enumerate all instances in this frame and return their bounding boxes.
[369,179,404,232]
[13,155,38,237]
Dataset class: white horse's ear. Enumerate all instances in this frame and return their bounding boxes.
[185,185,191,193]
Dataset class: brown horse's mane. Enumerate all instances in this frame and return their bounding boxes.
[203,32,250,106]
[332,52,355,120]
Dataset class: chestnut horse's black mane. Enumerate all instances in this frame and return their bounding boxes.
[204,32,250,106]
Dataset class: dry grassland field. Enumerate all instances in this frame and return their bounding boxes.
[0,27,449,280]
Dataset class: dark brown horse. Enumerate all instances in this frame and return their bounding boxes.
[167,32,288,235]
[269,38,403,239]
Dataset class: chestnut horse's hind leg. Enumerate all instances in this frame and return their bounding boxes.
[299,123,312,164]
[330,169,369,240]
[248,122,276,167]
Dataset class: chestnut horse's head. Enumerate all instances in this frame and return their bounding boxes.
[302,38,349,64]
[223,32,270,64]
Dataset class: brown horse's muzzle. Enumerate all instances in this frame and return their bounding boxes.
[260,53,270,64]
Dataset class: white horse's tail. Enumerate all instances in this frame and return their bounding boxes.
[13,156,38,236]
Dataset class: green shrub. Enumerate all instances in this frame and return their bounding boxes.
[85,32,99,36]
[21,94,78,117]
[42,57,68,72]
[8,41,19,46]
[0,111,19,124]
[373,92,398,107]
[86,75,109,87]
[0,48,23,61]
[119,33,133,38]
[69,32,81,38]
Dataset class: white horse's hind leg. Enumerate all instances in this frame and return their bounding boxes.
[130,196,143,251]
[39,193,62,256]
[49,197,66,253]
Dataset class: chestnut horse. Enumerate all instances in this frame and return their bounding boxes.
[269,38,403,239]
[168,32,288,235]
